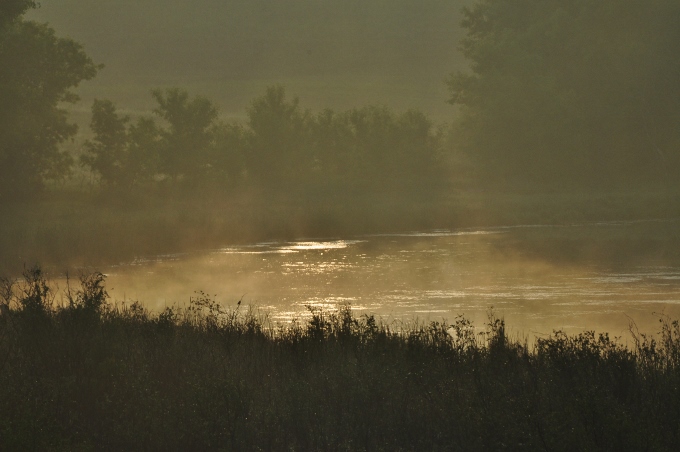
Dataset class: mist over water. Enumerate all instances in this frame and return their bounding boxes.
[75,220,680,338]
[7,0,680,341]
[6,1,680,448]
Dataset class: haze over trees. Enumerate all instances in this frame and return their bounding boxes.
[3,4,680,448]
[6,0,680,201]
[0,0,98,201]
[2,0,680,271]
[448,0,680,189]
[80,86,446,196]
[26,0,470,120]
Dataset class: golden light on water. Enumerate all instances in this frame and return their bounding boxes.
[61,222,680,339]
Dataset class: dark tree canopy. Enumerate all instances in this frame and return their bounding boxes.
[448,0,680,189]
[246,86,312,188]
[0,3,98,200]
[81,99,163,187]
[244,86,444,193]
[81,100,130,185]
[81,90,235,187]
[152,88,220,182]
[0,0,35,25]
[80,86,445,197]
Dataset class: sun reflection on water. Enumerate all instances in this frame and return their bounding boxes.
[64,223,680,337]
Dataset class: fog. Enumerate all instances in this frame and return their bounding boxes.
[27,0,468,122]
[3,0,680,336]
[57,223,678,338]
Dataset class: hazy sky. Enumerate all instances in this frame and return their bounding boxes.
[27,0,468,121]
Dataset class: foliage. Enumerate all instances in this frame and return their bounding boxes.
[82,86,446,195]
[81,89,234,187]
[244,86,446,193]
[448,0,680,189]
[211,121,248,185]
[81,100,131,185]
[0,0,35,25]
[68,271,109,314]
[310,105,445,191]
[16,265,53,317]
[0,5,98,201]
[246,85,313,188]
[81,99,164,186]
[152,88,220,182]
[2,268,680,449]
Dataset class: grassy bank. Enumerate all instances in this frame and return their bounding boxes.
[1,268,680,450]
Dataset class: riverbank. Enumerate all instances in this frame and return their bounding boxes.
[1,270,679,450]
[2,187,680,276]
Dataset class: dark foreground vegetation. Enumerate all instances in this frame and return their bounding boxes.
[2,267,680,450]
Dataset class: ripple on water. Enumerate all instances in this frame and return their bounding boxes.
[423,290,468,299]
[217,248,299,255]
[280,240,366,251]
[81,222,680,335]
[369,230,503,238]
[281,261,353,275]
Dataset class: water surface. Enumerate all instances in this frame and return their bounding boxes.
[95,221,680,338]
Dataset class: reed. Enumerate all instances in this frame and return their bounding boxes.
[1,268,679,450]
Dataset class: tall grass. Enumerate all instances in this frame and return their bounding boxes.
[1,268,680,450]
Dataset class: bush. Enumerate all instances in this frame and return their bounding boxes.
[1,268,680,449]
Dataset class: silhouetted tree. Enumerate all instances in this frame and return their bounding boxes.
[80,85,445,196]
[0,3,98,201]
[81,100,162,186]
[309,108,358,185]
[310,105,444,192]
[448,0,680,189]
[0,0,34,25]
[246,86,313,189]
[152,88,219,183]
[81,100,130,185]
[391,109,444,188]
[126,117,162,185]
[82,90,248,189]
[211,122,248,186]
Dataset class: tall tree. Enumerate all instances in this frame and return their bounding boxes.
[81,100,130,185]
[448,0,680,189]
[317,106,443,192]
[81,100,162,186]
[246,86,312,189]
[152,88,219,182]
[125,117,162,185]
[0,0,34,25]
[0,2,98,201]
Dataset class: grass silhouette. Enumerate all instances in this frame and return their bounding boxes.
[1,267,680,450]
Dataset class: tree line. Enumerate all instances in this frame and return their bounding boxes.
[448,0,680,189]
[0,2,448,205]
[0,0,98,202]
[3,0,680,205]
[80,86,446,195]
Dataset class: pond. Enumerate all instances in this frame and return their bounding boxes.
[94,220,680,338]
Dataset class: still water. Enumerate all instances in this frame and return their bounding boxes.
[97,221,680,338]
